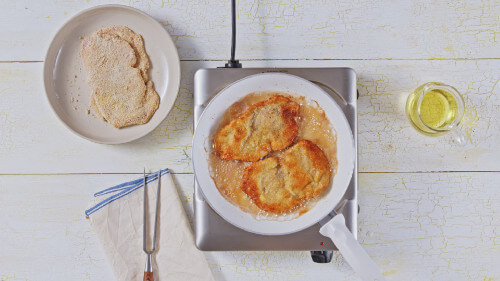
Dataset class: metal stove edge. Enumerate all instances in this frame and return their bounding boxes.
[193,67,358,252]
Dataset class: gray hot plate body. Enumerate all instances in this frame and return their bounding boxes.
[193,68,358,251]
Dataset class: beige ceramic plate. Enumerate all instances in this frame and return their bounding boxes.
[43,5,180,144]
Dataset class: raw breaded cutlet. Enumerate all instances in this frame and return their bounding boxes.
[214,95,300,162]
[89,25,154,122]
[81,27,159,128]
[241,140,331,213]
[98,25,150,81]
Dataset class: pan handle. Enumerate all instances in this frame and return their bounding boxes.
[319,214,385,281]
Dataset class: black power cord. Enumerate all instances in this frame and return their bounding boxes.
[225,0,242,68]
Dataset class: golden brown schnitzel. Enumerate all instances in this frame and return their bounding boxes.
[240,140,331,213]
[214,95,299,162]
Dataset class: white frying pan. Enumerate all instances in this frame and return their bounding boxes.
[193,73,354,234]
[192,73,384,281]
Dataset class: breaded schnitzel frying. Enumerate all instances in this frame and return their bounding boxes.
[214,95,299,162]
[240,140,331,213]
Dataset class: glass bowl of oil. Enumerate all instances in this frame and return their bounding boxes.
[406,82,465,139]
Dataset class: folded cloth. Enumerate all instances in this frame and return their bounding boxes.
[86,169,214,281]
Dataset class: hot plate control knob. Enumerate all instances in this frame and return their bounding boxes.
[310,251,333,263]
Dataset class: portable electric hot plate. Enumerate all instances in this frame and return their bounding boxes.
[193,67,358,262]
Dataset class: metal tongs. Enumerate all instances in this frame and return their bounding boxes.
[143,169,161,281]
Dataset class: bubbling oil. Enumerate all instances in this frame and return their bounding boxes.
[208,92,338,219]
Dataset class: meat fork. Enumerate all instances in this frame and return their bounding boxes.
[143,169,161,281]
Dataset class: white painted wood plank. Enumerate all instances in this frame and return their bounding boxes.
[0,172,498,280]
[357,172,500,281]
[0,62,195,174]
[1,0,499,61]
[0,60,498,173]
[243,59,500,172]
[0,173,194,281]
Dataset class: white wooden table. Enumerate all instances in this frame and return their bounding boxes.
[1,1,499,280]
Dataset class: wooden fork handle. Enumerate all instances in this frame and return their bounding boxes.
[143,272,154,281]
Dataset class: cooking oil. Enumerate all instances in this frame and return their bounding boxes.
[406,83,459,136]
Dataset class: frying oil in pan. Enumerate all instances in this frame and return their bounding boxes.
[208,92,338,219]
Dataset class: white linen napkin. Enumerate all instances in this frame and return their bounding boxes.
[86,169,214,281]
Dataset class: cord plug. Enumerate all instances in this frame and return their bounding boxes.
[225,59,242,68]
